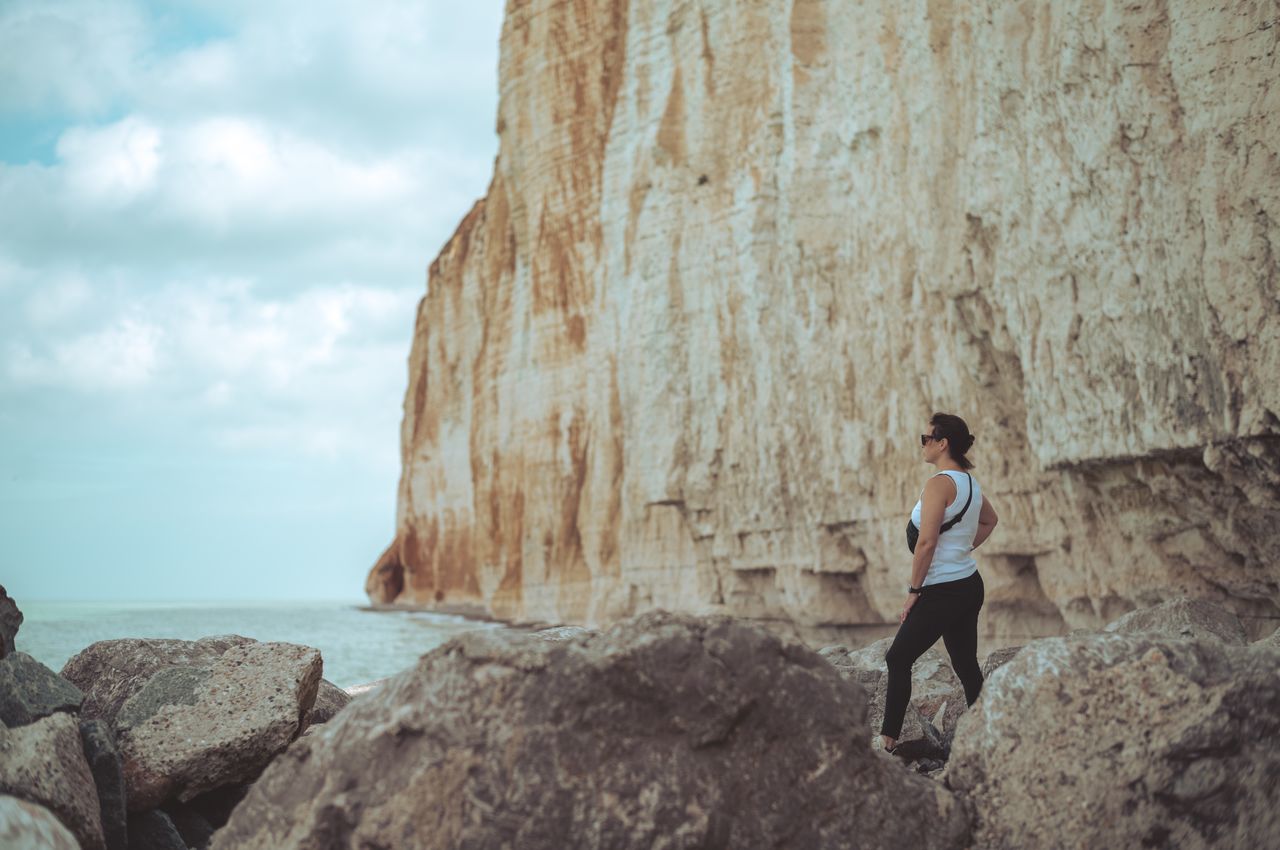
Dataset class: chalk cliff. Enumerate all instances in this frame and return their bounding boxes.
[368,0,1280,644]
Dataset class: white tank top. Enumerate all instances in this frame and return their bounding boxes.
[910,470,981,586]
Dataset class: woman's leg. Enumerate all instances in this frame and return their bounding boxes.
[941,573,985,706]
[881,595,948,740]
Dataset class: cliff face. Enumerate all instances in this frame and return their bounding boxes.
[368,0,1280,644]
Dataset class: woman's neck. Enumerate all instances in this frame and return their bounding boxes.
[933,460,965,473]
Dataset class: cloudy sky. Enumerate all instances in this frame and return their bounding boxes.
[0,0,503,601]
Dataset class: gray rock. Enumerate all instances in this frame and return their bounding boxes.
[162,802,214,850]
[822,637,968,751]
[0,652,85,727]
[81,719,128,850]
[126,810,186,850]
[119,641,321,811]
[61,635,255,725]
[0,586,21,660]
[342,678,388,699]
[184,784,250,831]
[0,712,106,850]
[116,666,212,732]
[306,679,352,725]
[212,612,972,850]
[980,644,1023,679]
[947,635,1280,849]
[1104,597,1248,645]
[1253,626,1280,648]
[0,794,81,850]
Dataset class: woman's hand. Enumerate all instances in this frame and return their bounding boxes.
[900,593,919,624]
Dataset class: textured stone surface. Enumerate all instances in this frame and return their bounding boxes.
[163,802,214,850]
[62,635,254,725]
[81,719,128,850]
[118,642,321,811]
[1104,596,1249,645]
[1256,626,1280,647]
[947,634,1280,849]
[368,0,1280,642]
[307,679,352,725]
[213,612,971,850]
[116,666,211,731]
[0,795,81,850]
[0,713,106,850]
[980,645,1023,679]
[821,637,967,748]
[126,810,186,850]
[0,652,84,727]
[0,586,20,659]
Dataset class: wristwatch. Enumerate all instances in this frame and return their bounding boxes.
[908,586,924,595]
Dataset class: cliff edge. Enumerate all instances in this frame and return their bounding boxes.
[368,0,1280,643]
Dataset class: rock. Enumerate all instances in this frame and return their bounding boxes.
[822,637,968,750]
[126,810,186,850]
[1255,627,1280,648]
[212,612,972,849]
[118,641,321,811]
[530,625,595,642]
[306,679,351,725]
[0,712,106,850]
[62,635,255,725]
[1104,597,1249,645]
[980,645,1023,679]
[183,785,250,831]
[0,652,85,727]
[0,794,81,850]
[367,0,1280,647]
[80,719,128,850]
[162,802,214,850]
[116,666,211,732]
[342,678,387,699]
[0,586,21,659]
[947,634,1280,849]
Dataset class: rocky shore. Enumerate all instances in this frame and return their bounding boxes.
[2,586,1277,848]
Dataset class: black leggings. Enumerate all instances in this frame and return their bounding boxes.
[880,571,985,739]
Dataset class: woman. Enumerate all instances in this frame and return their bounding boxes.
[880,412,999,754]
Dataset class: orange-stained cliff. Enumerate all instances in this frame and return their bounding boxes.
[368,0,1280,645]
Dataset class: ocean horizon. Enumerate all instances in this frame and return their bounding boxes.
[14,599,502,689]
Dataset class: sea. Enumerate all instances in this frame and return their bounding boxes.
[14,600,503,689]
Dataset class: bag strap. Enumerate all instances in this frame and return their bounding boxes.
[938,473,973,534]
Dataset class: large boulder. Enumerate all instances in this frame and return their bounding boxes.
[0,652,84,727]
[980,645,1023,679]
[1103,597,1248,645]
[81,719,128,850]
[0,713,106,850]
[0,794,81,850]
[118,641,321,811]
[0,586,20,659]
[947,634,1280,849]
[307,680,352,725]
[61,635,255,725]
[212,612,972,850]
[820,637,968,749]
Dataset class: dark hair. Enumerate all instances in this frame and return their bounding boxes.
[929,412,975,470]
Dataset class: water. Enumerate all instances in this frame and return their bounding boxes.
[15,601,503,689]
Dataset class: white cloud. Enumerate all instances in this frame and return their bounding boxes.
[58,116,162,204]
[8,316,162,391]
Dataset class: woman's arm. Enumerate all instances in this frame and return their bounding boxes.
[909,476,953,589]
[972,496,999,550]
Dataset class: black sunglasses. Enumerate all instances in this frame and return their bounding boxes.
[920,433,940,446]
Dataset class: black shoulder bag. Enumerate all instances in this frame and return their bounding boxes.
[906,473,972,554]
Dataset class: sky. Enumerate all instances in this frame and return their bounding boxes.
[0,0,504,602]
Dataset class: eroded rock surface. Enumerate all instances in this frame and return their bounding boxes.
[947,634,1280,849]
[80,719,128,850]
[0,586,20,659]
[1104,596,1249,645]
[307,679,352,725]
[61,636,254,725]
[0,794,81,850]
[0,652,84,727]
[213,612,971,850]
[118,642,321,811]
[0,713,105,850]
[368,0,1280,643]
